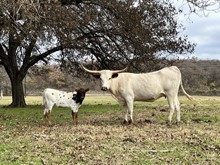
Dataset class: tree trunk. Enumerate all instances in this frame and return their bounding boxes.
[9,76,26,107]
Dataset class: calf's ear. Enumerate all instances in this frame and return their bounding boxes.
[112,73,118,79]
[85,88,90,92]
[72,94,77,100]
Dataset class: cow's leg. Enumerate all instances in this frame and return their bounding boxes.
[174,97,181,124]
[125,97,134,124]
[123,104,129,124]
[167,96,175,125]
[127,101,134,124]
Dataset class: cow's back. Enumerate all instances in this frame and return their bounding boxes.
[110,66,181,101]
[158,66,181,92]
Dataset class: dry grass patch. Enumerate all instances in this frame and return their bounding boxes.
[0,95,220,164]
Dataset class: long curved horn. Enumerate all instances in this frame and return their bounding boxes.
[81,65,101,75]
[112,66,128,74]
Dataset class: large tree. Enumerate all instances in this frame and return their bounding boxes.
[183,0,220,13]
[0,0,195,107]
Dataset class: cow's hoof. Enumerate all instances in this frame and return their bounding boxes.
[48,123,53,127]
[128,119,132,125]
[166,121,172,127]
[176,121,181,125]
[123,120,128,125]
[122,119,133,125]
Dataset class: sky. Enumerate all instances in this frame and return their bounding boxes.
[178,2,220,60]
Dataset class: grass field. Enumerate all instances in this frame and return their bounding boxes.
[0,95,220,164]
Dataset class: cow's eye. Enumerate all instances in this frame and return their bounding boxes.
[72,94,77,100]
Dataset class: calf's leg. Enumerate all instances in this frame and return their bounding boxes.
[47,111,52,126]
[43,111,52,126]
[43,108,49,126]
[43,104,53,126]
[72,111,78,127]
[43,111,48,125]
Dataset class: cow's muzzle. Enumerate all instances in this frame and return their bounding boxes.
[101,87,108,91]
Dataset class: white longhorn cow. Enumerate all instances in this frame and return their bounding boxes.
[82,65,192,124]
[43,88,89,126]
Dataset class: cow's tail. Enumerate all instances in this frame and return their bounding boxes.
[180,80,193,100]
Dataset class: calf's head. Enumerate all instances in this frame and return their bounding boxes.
[72,88,89,127]
[72,88,89,104]
[81,65,127,91]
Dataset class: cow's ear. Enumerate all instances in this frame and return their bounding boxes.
[92,74,100,79]
[112,73,118,79]
[85,88,90,92]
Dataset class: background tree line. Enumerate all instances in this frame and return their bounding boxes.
[1,58,220,96]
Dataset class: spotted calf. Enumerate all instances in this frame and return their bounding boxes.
[43,88,89,126]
